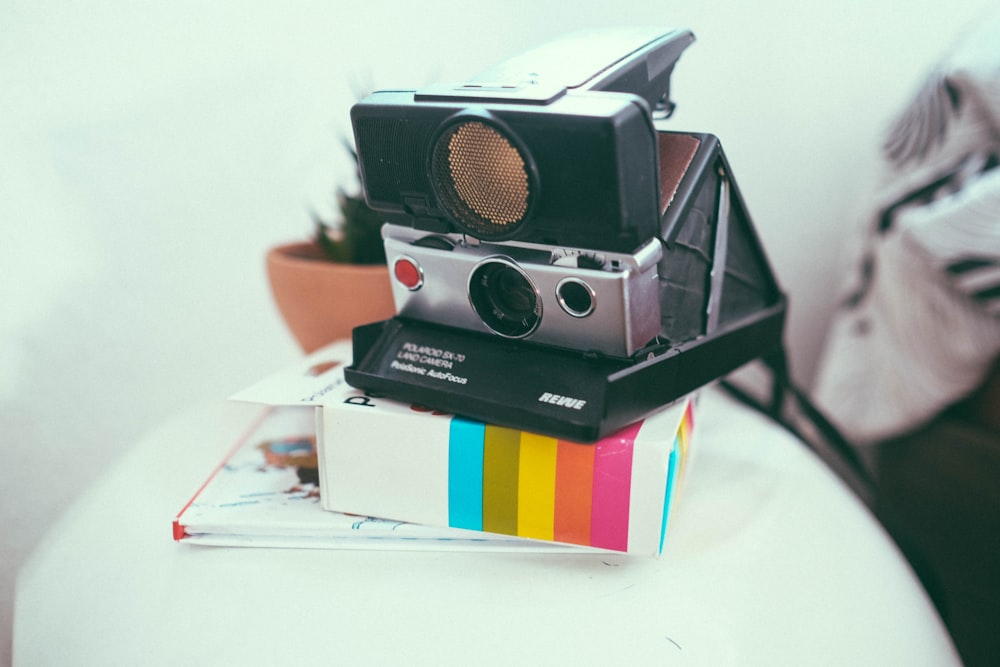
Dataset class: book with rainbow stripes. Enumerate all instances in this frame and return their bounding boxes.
[233,341,695,556]
[321,387,695,556]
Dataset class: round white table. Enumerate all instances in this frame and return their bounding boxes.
[14,386,958,665]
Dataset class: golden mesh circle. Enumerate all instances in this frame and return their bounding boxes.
[437,121,530,234]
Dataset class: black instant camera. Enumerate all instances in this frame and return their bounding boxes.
[344,28,787,442]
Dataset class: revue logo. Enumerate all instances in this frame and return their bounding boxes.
[537,392,587,410]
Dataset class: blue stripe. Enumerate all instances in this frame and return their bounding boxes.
[659,441,680,554]
[448,417,485,531]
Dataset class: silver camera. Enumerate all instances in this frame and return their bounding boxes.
[384,225,662,358]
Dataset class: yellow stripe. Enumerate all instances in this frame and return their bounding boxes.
[482,425,521,536]
[517,432,558,540]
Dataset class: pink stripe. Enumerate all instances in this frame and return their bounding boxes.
[589,421,641,551]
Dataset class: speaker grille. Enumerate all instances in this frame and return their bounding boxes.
[431,120,532,238]
[355,117,434,199]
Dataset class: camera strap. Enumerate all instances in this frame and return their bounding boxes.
[720,348,877,511]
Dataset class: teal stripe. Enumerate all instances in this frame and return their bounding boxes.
[659,442,680,554]
[448,417,485,531]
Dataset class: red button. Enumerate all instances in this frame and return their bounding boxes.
[393,257,423,290]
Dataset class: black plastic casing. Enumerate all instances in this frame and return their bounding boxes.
[351,28,695,254]
[351,92,660,253]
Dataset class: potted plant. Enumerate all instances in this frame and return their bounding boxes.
[266,143,395,353]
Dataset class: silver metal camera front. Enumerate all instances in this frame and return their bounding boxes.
[382,225,663,358]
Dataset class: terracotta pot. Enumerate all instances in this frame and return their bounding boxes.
[266,241,395,353]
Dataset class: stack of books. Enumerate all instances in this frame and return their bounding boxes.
[174,341,695,556]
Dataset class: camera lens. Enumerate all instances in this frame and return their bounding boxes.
[468,259,541,338]
[556,278,595,318]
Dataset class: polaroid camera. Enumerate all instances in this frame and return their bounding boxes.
[344,28,787,442]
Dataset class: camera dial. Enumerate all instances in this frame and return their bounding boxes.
[468,258,541,338]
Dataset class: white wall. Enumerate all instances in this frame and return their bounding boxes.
[2,1,995,662]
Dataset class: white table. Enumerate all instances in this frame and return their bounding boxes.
[14,386,958,665]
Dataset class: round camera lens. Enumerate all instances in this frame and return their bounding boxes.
[556,278,595,318]
[494,268,535,313]
[468,259,541,338]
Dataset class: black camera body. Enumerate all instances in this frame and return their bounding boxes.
[353,90,658,254]
[352,28,693,254]
[345,28,787,442]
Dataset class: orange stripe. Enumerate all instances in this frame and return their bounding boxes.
[677,405,694,481]
[553,440,595,546]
